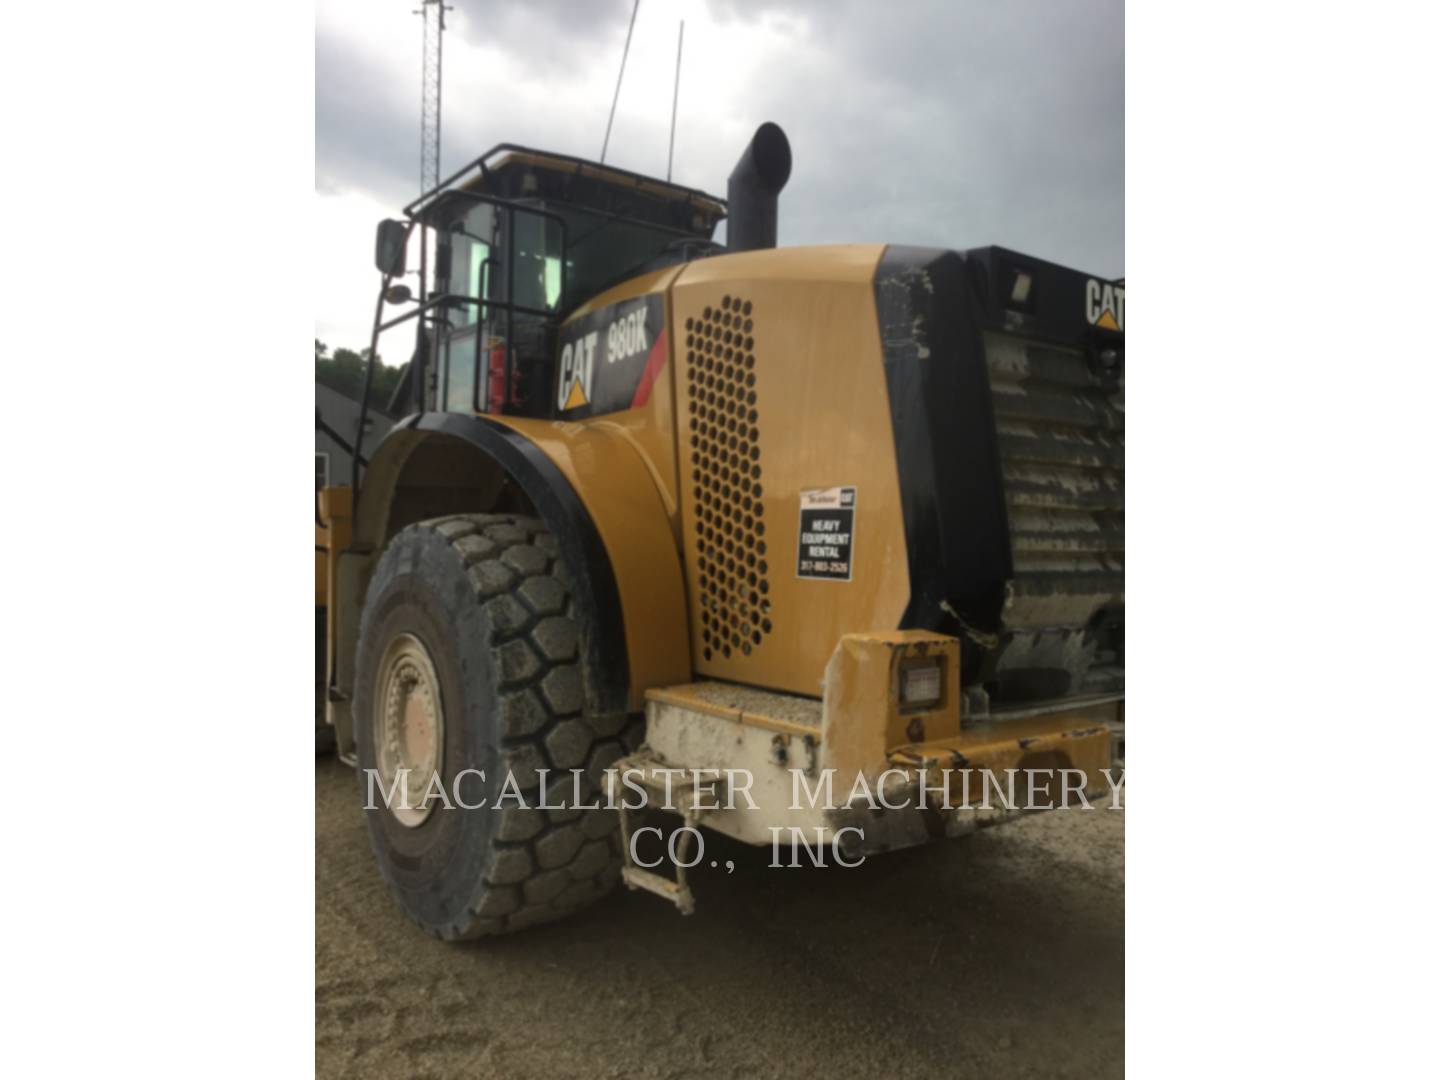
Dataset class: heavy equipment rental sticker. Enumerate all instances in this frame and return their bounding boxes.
[797,487,856,581]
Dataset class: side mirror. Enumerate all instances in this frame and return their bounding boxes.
[383,283,413,305]
[374,219,408,277]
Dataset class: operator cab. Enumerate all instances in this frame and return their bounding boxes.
[382,146,727,420]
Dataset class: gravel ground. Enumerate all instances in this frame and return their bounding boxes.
[316,757,1124,1078]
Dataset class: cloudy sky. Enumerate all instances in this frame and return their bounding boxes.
[316,0,1123,355]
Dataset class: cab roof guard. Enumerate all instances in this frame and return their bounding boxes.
[405,141,728,221]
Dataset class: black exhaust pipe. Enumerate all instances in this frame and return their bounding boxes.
[727,122,792,252]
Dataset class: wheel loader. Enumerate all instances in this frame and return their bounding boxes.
[315,122,1125,938]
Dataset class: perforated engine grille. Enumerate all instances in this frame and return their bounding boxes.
[683,294,773,661]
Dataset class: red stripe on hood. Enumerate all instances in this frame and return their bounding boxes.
[630,325,669,408]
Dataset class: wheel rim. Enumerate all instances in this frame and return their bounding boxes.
[373,632,445,828]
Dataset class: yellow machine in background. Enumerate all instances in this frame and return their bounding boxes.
[316,124,1124,937]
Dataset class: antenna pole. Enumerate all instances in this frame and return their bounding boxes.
[413,0,451,409]
[667,20,684,182]
[601,0,641,163]
[416,0,452,196]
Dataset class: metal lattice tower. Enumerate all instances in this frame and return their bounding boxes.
[417,1,452,195]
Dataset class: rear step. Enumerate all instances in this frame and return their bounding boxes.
[607,749,731,916]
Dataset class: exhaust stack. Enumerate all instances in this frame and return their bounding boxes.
[726,122,792,252]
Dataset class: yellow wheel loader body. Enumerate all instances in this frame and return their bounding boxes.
[318,125,1123,928]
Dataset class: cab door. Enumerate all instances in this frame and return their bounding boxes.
[435,201,494,413]
[433,199,564,416]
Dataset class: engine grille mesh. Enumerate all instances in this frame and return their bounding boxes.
[984,331,1124,697]
[684,294,773,661]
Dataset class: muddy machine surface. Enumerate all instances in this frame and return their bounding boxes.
[315,123,1125,937]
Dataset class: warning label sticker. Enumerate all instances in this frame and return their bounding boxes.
[797,486,856,581]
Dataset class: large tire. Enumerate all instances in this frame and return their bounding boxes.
[352,513,641,939]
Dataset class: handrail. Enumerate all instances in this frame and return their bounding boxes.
[354,197,573,490]
[315,411,369,469]
[353,219,417,501]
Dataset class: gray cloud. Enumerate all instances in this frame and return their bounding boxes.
[315,30,417,204]
[317,0,1122,289]
[711,0,1124,271]
[316,0,655,203]
[447,0,637,70]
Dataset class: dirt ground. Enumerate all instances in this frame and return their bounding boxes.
[316,758,1124,1078]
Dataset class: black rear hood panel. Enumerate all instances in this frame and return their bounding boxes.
[875,246,1125,705]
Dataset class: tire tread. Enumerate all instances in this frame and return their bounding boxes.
[379,513,636,940]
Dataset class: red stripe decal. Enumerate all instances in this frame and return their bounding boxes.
[630,325,669,408]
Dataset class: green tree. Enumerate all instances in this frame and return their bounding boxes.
[315,340,403,412]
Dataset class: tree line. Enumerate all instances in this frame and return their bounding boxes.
[315,339,404,413]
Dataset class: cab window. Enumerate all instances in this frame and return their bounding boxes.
[434,200,563,416]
